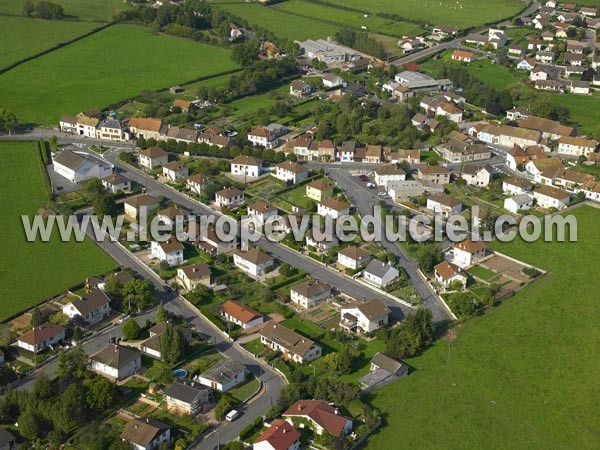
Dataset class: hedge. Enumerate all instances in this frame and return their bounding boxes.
[240,417,264,441]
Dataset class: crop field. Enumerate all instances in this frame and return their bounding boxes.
[0,0,129,21]
[0,141,115,322]
[272,0,424,37]
[366,206,600,449]
[313,0,524,28]
[0,25,238,125]
[0,16,99,70]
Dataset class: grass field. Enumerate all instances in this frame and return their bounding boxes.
[0,16,99,70]
[0,24,237,125]
[366,206,600,449]
[0,141,115,322]
[314,0,524,28]
[215,3,341,40]
[545,93,600,136]
[0,0,129,21]
[272,0,424,37]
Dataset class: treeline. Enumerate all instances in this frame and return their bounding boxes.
[22,0,64,19]
[380,308,435,360]
[335,28,386,59]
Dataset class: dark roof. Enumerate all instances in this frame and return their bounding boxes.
[291,280,331,298]
[260,323,317,357]
[164,381,209,404]
[348,298,391,319]
[102,172,128,185]
[0,429,15,446]
[200,358,246,385]
[18,323,65,346]
[69,288,110,316]
[90,344,141,369]
[370,352,405,374]
[53,150,88,171]
[365,260,397,278]
[121,417,170,448]
[233,248,273,265]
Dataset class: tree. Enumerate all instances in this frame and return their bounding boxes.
[57,346,88,384]
[72,326,83,343]
[30,307,42,327]
[18,406,43,440]
[416,244,442,275]
[122,279,157,311]
[22,0,34,16]
[122,318,141,340]
[160,323,185,364]
[86,377,115,411]
[214,397,234,420]
[34,372,54,400]
[156,303,168,323]
[0,109,18,135]
[94,193,118,219]
[0,324,14,347]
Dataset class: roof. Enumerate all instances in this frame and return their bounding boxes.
[233,247,273,265]
[462,163,493,176]
[220,300,262,324]
[260,323,317,357]
[67,288,110,316]
[129,117,162,132]
[124,194,159,208]
[200,358,246,385]
[428,192,462,207]
[60,114,77,124]
[249,200,277,214]
[338,246,370,261]
[121,417,170,448]
[53,150,93,171]
[320,198,351,211]
[173,99,192,109]
[452,50,474,58]
[418,165,450,175]
[156,238,184,254]
[277,160,309,174]
[140,146,168,159]
[434,261,466,280]
[371,352,405,374]
[534,185,570,200]
[306,179,333,191]
[163,161,188,172]
[518,116,575,136]
[249,127,274,138]
[558,136,598,148]
[453,240,487,254]
[165,381,208,404]
[254,420,300,450]
[90,344,141,369]
[102,172,128,185]
[0,429,15,447]
[284,400,350,436]
[364,260,397,278]
[216,187,243,199]
[18,323,65,346]
[231,155,262,166]
[503,177,532,190]
[158,205,190,220]
[76,115,99,127]
[508,193,534,205]
[178,262,211,280]
[187,173,210,185]
[346,298,391,319]
[375,165,406,176]
[291,280,331,298]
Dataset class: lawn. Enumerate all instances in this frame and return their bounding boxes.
[282,316,326,340]
[227,84,291,119]
[313,0,524,28]
[0,0,130,21]
[468,265,497,281]
[0,141,115,322]
[278,185,316,210]
[214,3,341,40]
[0,16,99,70]
[228,377,260,403]
[243,338,266,356]
[545,93,600,136]
[0,24,237,125]
[366,205,600,449]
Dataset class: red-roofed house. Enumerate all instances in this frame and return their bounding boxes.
[253,420,300,450]
[283,400,352,437]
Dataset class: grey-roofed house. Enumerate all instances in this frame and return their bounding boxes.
[121,417,170,450]
[52,149,113,183]
[164,381,211,415]
[196,359,247,392]
[260,323,322,364]
[102,172,131,194]
[359,352,408,391]
[340,299,391,333]
[290,280,332,309]
[363,260,400,288]
[0,429,16,450]
[61,288,111,327]
[89,344,142,380]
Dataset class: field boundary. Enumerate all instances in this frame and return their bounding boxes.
[0,21,114,75]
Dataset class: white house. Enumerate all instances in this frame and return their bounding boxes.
[164,381,210,416]
[231,155,263,179]
[121,417,170,450]
[502,177,533,195]
[575,179,600,202]
[220,300,264,330]
[52,150,112,183]
[253,420,301,450]
[215,187,244,208]
[247,200,279,225]
[374,165,406,188]
[283,400,352,437]
[504,194,534,214]
[260,323,321,363]
[89,344,142,380]
[232,248,274,277]
[123,194,160,222]
[162,161,189,181]
[317,198,351,219]
[339,298,391,333]
[533,185,570,210]
[62,289,110,327]
[186,173,210,196]
[557,136,598,157]
[275,161,310,184]
[461,164,494,187]
[139,146,168,169]
[76,114,99,138]
[362,260,399,288]
[434,261,468,289]
[290,280,331,309]
[248,127,278,149]
[102,173,131,194]
[196,359,246,393]
[17,323,65,353]
[305,228,338,253]
[322,73,344,88]
[151,238,184,266]
[337,246,371,270]
[447,240,487,269]
[426,193,463,218]
[156,206,191,227]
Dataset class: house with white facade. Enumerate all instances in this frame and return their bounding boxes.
[461,164,494,187]
[260,323,321,363]
[374,165,406,188]
[220,300,264,330]
[232,248,274,277]
[339,298,390,333]
[533,185,570,210]
[62,289,110,327]
[197,359,247,392]
[17,323,65,353]
[557,136,597,157]
[139,146,168,169]
[502,177,533,195]
[89,344,142,380]
[231,155,263,179]
[362,261,399,288]
[151,239,184,266]
[247,201,279,225]
[162,161,188,181]
[283,400,352,437]
[156,205,191,227]
[317,198,351,219]
[164,381,210,416]
[337,246,371,270]
[102,173,131,194]
[121,418,170,450]
[124,194,160,222]
[426,193,462,218]
[290,280,332,309]
[504,194,534,214]
[215,187,244,208]
[248,127,279,149]
[447,240,487,269]
[275,161,310,184]
[434,261,468,289]
[52,150,112,183]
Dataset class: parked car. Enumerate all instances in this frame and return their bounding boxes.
[226,410,241,422]
[367,182,376,189]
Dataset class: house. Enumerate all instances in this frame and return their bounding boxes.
[151,238,184,266]
[437,139,491,163]
[432,25,458,38]
[139,146,168,169]
[374,165,406,188]
[337,246,371,270]
[162,161,188,181]
[253,419,301,450]
[317,198,351,219]
[426,193,462,218]
[530,67,549,81]
[197,358,247,392]
[220,300,264,330]
[416,165,450,184]
[59,115,78,133]
[140,323,192,360]
[496,126,541,148]
[365,145,383,163]
[0,429,15,450]
[317,140,337,161]
[129,117,163,141]
[62,288,110,327]
[526,156,564,182]
[248,127,278,149]
[75,114,99,138]
[215,187,244,208]
[574,179,600,201]
[461,164,494,187]
[504,194,534,213]
[89,344,142,380]
[434,261,468,288]
[306,179,334,202]
[322,73,344,88]
[195,226,237,255]
[305,228,339,252]
[176,263,211,290]
[502,177,533,195]
[123,194,160,221]
[395,71,453,91]
[452,50,474,62]
[290,280,332,309]
[339,298,390,333]
[396,149,421,165]
[535,51,555,63]
[557,136,598,156]
[52,150,112,183]
[186,173,210,196]
[535,80,564,92]
[564,53,584,66]
[448,240,487,269]
[164,381,210,415]
[362,260,400,288]
[248,201,279,225]
[260,323,322,363]
[284,400,352,437]
[121,417,170,450]
[164,126,198,144]
[508,46,526,58]
[290,80,312,97]
[359,352,408,390]
[517,58,536,70]
[231,155,263,179]
[275,161,310,184]
[17,323,65,353]
[233,248,274,277]
[533,185,570,209]
[506,107,531,121]
[518,116,575,139]
[173,98,194,113]
[565,80,591,94]
[298,39,360,64]
[98,119,128,142]
[156,205,191,227]
[102,173,131,194]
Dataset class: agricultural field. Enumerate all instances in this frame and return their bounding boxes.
[545,93,600,136]
[272,0,424,37]
[0,0,129,21]
[214,3,341,40]
[313,0,525,28]
[0,16,99,70]
[0,141,115,322]
[0,24,238,125]
[367,206,600,449]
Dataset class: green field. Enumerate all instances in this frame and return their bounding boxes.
[215,3,341,40]
[367,206,600,449]
[0,24,237,125]
[0,0,129,21]
[272,0,424,37]
[0,142,115,322]
[0,16,99,70]
[314,0,524,28]
[545,93,600,136]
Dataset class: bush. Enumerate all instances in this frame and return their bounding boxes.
[240,416,263,441]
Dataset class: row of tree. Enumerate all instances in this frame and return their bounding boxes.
[23,0,64,19]
[335,29,386,59]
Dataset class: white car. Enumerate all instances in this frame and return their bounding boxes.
[366,182,376,189]
[226,410,240,422]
